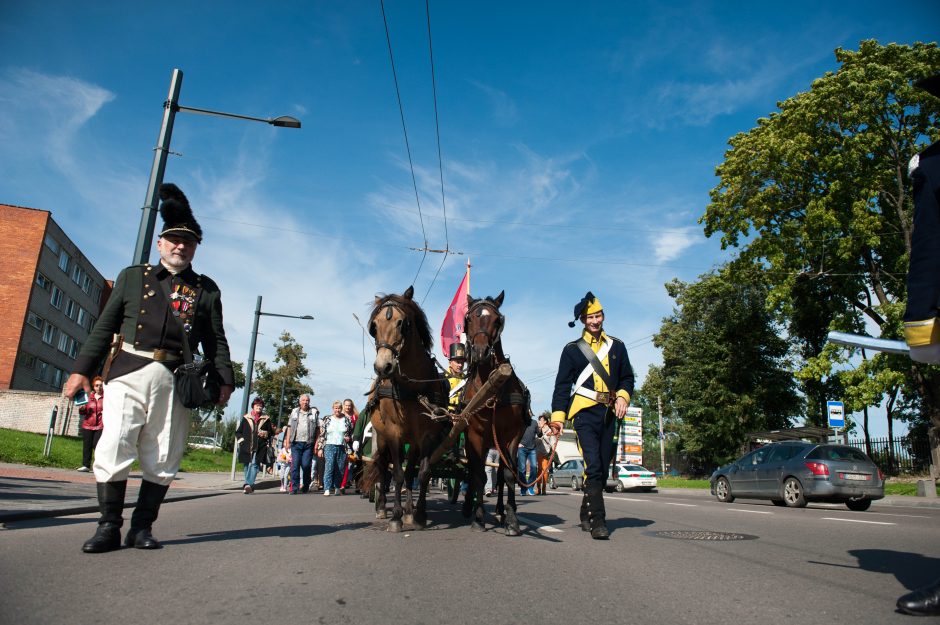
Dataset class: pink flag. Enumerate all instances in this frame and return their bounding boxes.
[441,266,470,358]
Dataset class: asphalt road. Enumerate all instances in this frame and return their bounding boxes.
[1,487,938,625]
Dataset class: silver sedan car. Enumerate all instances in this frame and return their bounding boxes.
[710,441,885,511]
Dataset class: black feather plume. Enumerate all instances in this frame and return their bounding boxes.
[158,183,202,241]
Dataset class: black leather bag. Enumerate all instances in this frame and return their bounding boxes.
[159,280,219,408]
[174,358,219,409]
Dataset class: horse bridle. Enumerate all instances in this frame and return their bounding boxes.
[465,300,505,364]
[370,301,410,358]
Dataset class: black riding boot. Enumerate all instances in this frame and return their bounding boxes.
[585,482,609,540]
[124,480,170,549]
[579,491,591,531]
[82,481,126,553]
[897,578,940,616]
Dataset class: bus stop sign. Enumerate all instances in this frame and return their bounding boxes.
[827,401,845,429]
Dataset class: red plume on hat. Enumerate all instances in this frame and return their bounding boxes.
[158,183,203,243]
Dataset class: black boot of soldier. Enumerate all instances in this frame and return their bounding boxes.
[897,578,940,616]
[125,480,170,549]
[586,483,609,540]
[579,491,591,531]
[82,481,126,553]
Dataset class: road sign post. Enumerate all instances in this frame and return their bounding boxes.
[826,401,845,442]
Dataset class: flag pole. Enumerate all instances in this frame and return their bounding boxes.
[466,257,471,297]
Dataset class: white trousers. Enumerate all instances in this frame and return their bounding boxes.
[93,361,189,486]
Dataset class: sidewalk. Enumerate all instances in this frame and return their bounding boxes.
[0,462,281,523]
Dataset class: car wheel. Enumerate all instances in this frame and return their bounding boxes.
[715,477,734,503]
[549,475,556,490]
[771,499,786,507]
[845,497,871,512]
[571,476,580,491]
[615,481,625,493]
[783,477,807,508]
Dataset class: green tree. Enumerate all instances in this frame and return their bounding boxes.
[650,267,800,468]
[251,331,314,426]
[702,41,940,454]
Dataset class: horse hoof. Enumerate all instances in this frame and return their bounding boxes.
[413,513,427,528]
[495,514,505,525]
[375,510,387,519]
[471,521,486,532]
[388,520,403,533]
[403,514,414,526]
[505,525,521,537]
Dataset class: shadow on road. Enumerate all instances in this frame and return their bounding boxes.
[162,522,372,545]
[608,516,655,533]
[848,549,940,591]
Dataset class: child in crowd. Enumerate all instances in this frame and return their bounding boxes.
[277,446,292,493]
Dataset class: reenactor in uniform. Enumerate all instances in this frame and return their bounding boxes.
[551,292,634,539]
[64,184,234,553]
[896,74,940,617]
[446,342,468,410]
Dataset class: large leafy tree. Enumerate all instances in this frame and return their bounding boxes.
[651,267,800,468]
[251,331,314,426]
[702,41,940,455]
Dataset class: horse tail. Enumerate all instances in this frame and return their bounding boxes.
[361,444,387,496]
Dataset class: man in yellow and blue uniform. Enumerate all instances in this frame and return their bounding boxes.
[551,292,634,539]
[896,74,940,618]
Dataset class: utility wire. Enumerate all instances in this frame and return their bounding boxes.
[380,0,429,287]
[418,0,450,306]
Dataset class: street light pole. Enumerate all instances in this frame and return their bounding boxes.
[133,68,301,265]
[134,69,182,265]
[231,296,313,481]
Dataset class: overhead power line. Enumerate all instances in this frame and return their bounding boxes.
[380,0,429,287]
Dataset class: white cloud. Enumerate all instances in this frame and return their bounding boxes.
[652,227,701,263]
[468,79,518,125]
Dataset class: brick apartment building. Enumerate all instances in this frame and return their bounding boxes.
[0,204,112,392]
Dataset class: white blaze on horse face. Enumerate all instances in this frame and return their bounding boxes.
[480,309,491,317]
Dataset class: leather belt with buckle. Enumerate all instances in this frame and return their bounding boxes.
[122,342,181,363]
[573,386,612,405]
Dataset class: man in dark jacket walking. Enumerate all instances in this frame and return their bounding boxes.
[64,184,234,553]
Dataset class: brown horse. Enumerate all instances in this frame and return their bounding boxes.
[361,286,448,532]
[459,291,530,535]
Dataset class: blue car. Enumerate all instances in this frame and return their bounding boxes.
[710,441,885,511]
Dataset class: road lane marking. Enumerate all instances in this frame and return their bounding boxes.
[861,512,930,519]
[663,502,696,507]
[821,517,896,526]
[517,515,563,533]
[725,508,773,514]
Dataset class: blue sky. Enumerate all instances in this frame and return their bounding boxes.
[1,1,937,438]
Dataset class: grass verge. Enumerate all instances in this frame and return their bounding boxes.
[0,427,231,473]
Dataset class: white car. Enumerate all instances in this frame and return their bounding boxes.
[607,464,657,492]
[188,436,222,451]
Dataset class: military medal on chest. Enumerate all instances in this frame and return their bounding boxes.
[170,282,199,332]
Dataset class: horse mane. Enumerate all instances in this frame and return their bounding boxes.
[370,293,434,352]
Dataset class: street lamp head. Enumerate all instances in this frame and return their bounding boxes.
[270,116,301,129]
[300,315,314,320]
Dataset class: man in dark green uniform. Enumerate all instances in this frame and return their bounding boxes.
[64,183,234,553]
[551,292,634,539]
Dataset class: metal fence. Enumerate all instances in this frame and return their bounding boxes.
[846,435,931,476]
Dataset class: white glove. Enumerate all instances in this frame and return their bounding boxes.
[352,440,360,452]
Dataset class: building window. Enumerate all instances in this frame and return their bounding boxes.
[82,274,93,294]
[44,234,60,254]
[88,316,97,332]
[50,285,63,309]
[77,307,89,329]
[58,250,70,272]
[26,311,44,330]
[71,263,83,285]
[35,360,49,382]
[64,298,77,320]
[52,368,65,388]
[18,353,37,369]
[42,322,57,345]
[35,273,52,290]
[91,284,102,306]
